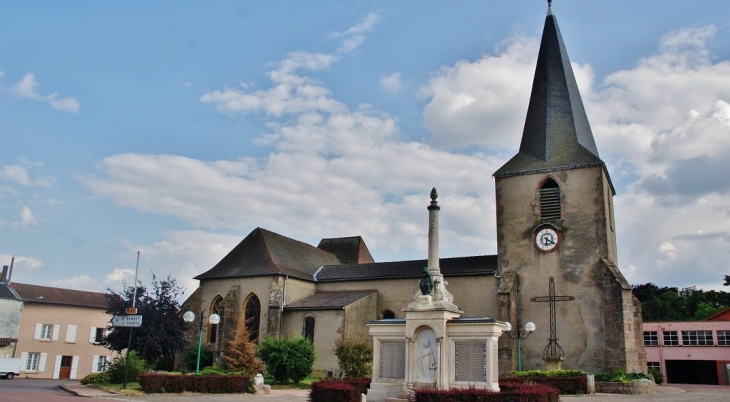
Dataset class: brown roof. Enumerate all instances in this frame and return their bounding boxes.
[317,236,375,264]
[11,282,108,308]
[315,255,497,282]
[195,227,342,281]
[284,290,377,310]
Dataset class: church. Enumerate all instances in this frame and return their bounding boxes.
[184,4,647,374]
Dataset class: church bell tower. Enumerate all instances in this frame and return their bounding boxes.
[493,4,646,373]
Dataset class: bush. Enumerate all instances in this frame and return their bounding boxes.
[257,335,315,383]
[184,343,213,371]
[648,368,664,385]
[415,383,560,402]
[510,369,584,377]
[500,375,587,395]
[334,339,373,378]
[594,368,651,383]
[220,321,264,375]
[139,373,248,393]
[107,350,147,383]
[310,380,360,402]
[80,371,110,385]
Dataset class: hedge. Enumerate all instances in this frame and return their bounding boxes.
[500,374,587,394]
[415,383,560,402]
[138,374,248,394]
[310,380,361,402]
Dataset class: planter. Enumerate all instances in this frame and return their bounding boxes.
[595,379,655,394]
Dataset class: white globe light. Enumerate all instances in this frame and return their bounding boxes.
[503,322,512,332]
[183,311,195,323]
[525,322,536,332]
[209,313,221,325]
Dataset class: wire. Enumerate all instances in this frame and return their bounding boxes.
[0,211,135,253]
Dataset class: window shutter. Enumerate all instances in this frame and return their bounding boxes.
[52,324,60,341]
[91,356,99,373]
[39,353,47,373]
[540,187,561,220]
[20,352,28,371]
[89,327,96,343]
[70,356,79,379]
[34,324,42,340]
[66,325,77,343]
[53,355,62,379]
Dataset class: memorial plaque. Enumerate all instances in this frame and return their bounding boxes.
[379,341,405,379]
[455,341,486,382]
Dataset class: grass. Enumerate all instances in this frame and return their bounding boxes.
[265,370,326,390]
[93,382,146,395]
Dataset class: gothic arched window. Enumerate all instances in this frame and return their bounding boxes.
[244,294,261,343]
[209,296,224,344]
[540,178,561,221]
[303,316,315,342]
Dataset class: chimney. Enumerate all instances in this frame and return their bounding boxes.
[1,266,7,282]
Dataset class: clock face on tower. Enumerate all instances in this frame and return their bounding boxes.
[535,227,559,252]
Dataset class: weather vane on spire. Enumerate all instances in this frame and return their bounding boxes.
[548,0,552,6]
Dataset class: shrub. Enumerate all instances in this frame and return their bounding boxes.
[220,321,264,375]
[648,368,664,385]
[334,339,373,378]
[257,335,315,383]
[184,343,213,371]
[107,350,147,383]
[594,368,651,383]
[80,371,110,384]
[139,373,248,393]
[510,369,584,377]
[310,380,360,402]
[500,375,587,395]
[415,383,559,402]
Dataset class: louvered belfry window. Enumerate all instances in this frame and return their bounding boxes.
[540,179,561,221]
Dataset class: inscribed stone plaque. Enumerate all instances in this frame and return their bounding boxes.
[379,341,405,379]
[455,341,486,382]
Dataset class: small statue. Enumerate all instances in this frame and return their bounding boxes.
[419,268,433,296]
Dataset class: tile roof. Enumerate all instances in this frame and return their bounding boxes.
[317,236,375,264]
[195,227,342,281]
[11,282,108,308]
[494,7,608,186]
[315,255,497,282]
[284,290,377,310]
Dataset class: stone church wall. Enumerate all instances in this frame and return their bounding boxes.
[281,309,344,371]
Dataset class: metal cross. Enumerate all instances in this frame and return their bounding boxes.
[530,277,575,358]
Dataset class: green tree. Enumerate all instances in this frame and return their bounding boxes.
[334,339,373,378]
[692,302,727,320]
[102,274,189,365]
[257,335,315,383]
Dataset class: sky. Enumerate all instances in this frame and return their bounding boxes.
[2,1,730,299]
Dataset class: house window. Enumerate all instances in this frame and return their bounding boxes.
[95,328,104,342]
[647,362,660,370]
[539,178,561,221]
[682,330,713,346]
[718,330,730,346]
[643,331,658,346]
[40,324,53,340]
[663,331,679,346]
[26,353,40,371]
[303,317,315,342]
[97,356,109,372]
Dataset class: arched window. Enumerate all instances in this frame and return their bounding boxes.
[303,316,315,342]
[244,294,261,343]
[209,296,224,344]
[540,178,561,221]
[382,309,396,319]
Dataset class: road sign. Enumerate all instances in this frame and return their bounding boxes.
[111,315,143,327]
[125,307,138,315]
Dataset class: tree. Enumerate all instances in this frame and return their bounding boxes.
[334,339,372,378]
[692,302,727,320]
[724,275,730,287]
[257,336,315,383]
[102,273,189,366]
[220,319,264,374]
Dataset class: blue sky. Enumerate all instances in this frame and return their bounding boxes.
[2,1,730,297]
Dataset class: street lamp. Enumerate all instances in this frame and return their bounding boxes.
[183,310,220,375]
[503,320,536,371]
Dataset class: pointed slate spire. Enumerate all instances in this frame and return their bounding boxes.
[494,5,604,178]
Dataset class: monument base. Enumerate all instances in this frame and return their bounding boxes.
[544,357,564,371]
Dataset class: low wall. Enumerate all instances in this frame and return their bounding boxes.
[595,380,655,394]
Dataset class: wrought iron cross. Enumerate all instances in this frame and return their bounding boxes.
[530,277,575,358]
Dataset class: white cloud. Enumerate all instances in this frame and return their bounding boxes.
[380,73,402,93]
[19,206,38,225]
[51,275,98,291]
[10,73,80,113]
[331,12,381,54]
[0,254,44,272]
[1,163,53,187]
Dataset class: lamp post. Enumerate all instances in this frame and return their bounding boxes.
[183,310,220,375]
[503,320,536,371]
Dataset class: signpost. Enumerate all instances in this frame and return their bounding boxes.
[111,315,143,328]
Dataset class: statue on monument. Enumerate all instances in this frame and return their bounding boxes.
[419,267,433,296]
[418,340,437,383]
